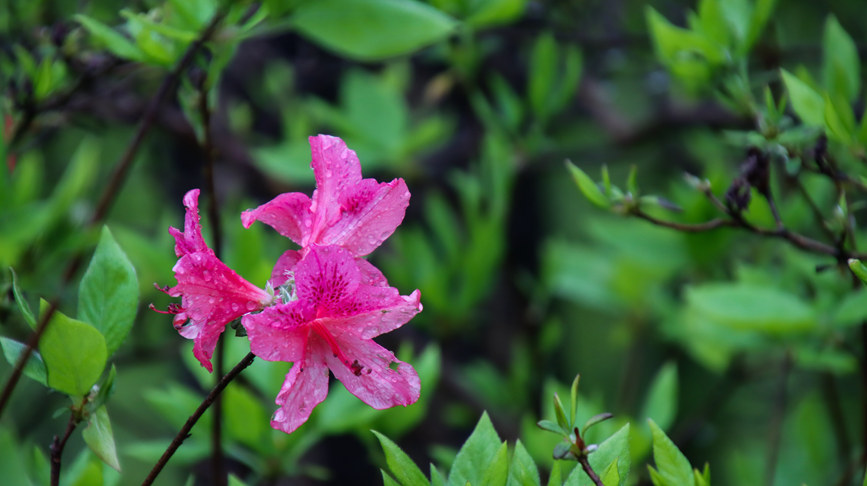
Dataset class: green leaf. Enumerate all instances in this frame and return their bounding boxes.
[481,441,509,486]
[431,465,447,486]
[743,0,777,50]
[581,413,614,437]
[647,419,694,486]
[10,268,35,329]
[291,0,458,61]
[640,362,678,431]
[82,406,120,471]
[383,470,403,486]
[600,458,620,486]
[570,375,580,428]
[693,464,711,486]
[0,337,47,385]
[781,69,825,127]
[566,424,631,486]
[507,440,540,486]
[39,301,107,396]
[822,15,860,102]
[373,430,429,486]
[449,412,502,486]
[553,393,569,430]
[646,7,725,65]
[536,419,563,435]
[566,162,610,209]
[850,259,867,285]
[74,15,144,62]
[686,283,815,334]
[528,33,557,121]
[78,227,139,356]
[824,93,856,144]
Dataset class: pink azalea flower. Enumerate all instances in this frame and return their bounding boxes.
[241,135,410,273]
[153,189,273,372]
[242,244,422,434]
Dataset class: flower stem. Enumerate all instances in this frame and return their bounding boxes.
[141,352,256,486]
[577,455,605,486]
[50,398,86,486]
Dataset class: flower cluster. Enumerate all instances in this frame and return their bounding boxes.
[154,135,422,434]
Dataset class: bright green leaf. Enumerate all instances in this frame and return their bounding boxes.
[78,226,139,356]
[373,430,429,486]
[601,458,621,486]
[849,259,867,285]
[781,69,825,127]
[82,406,120,471]
[528,33,557,121]
[743,0,777,50]
[507,440,540,486]
[0,337,47,386]
[824,93,856,144]
[481,441,509,486]
[567,162,610,209]
[74,15,144,62]
[449,412,502,486]
[640,362,678,431]
[686,283,815,334]
[291,0,458,61]
[10,267,35,329]
[39,301,107,396]
[647,419,694,486]
[822,15,860,102]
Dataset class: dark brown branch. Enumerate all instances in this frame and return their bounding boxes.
[0,9,228,420]
[577,455,605,486]
[50,398,86,486]
[141,352,256,486]
[197,73,227,486]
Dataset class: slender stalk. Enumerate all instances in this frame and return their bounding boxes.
[141,352,256,486]
[577,455,605,486]
[0,8,228,420]
[198,77,227,486]
[50,398,86,486]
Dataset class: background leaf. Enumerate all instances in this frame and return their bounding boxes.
[78,226,139,356]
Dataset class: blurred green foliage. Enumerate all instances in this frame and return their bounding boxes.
[3,0,867,484]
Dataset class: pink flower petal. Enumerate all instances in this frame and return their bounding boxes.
[325,178,410,256]
[242,302,312,363]
[240,192,312,246]
[330,289,422,340]
[169,189,209,257]
[309,135,362,233]
[294,245,362,314]
[271,338,330,434]
[268,249,302,289]
[324,334,420,409]
[169,251,272,371]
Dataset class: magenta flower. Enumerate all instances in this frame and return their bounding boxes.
[242,244,422,434]
[153,189,272,372]
[241,135,410,269]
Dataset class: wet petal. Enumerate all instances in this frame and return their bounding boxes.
[325,335,419,409]
[309,135,362,236]
[330,289,422,339]
[241,192,312,246]
[271,338,330,434]
[169,251,271,371]
[321,178,410,256]
[242,301,312,363]
[294,245,361,314]
[268,249,302,289]
[169,189,209,257]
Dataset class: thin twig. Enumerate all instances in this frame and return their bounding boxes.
[0,8,228,420]
[141,352,256,486]
[197,73,228,486]
[49,397,86,486]
[578,455,605,486]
